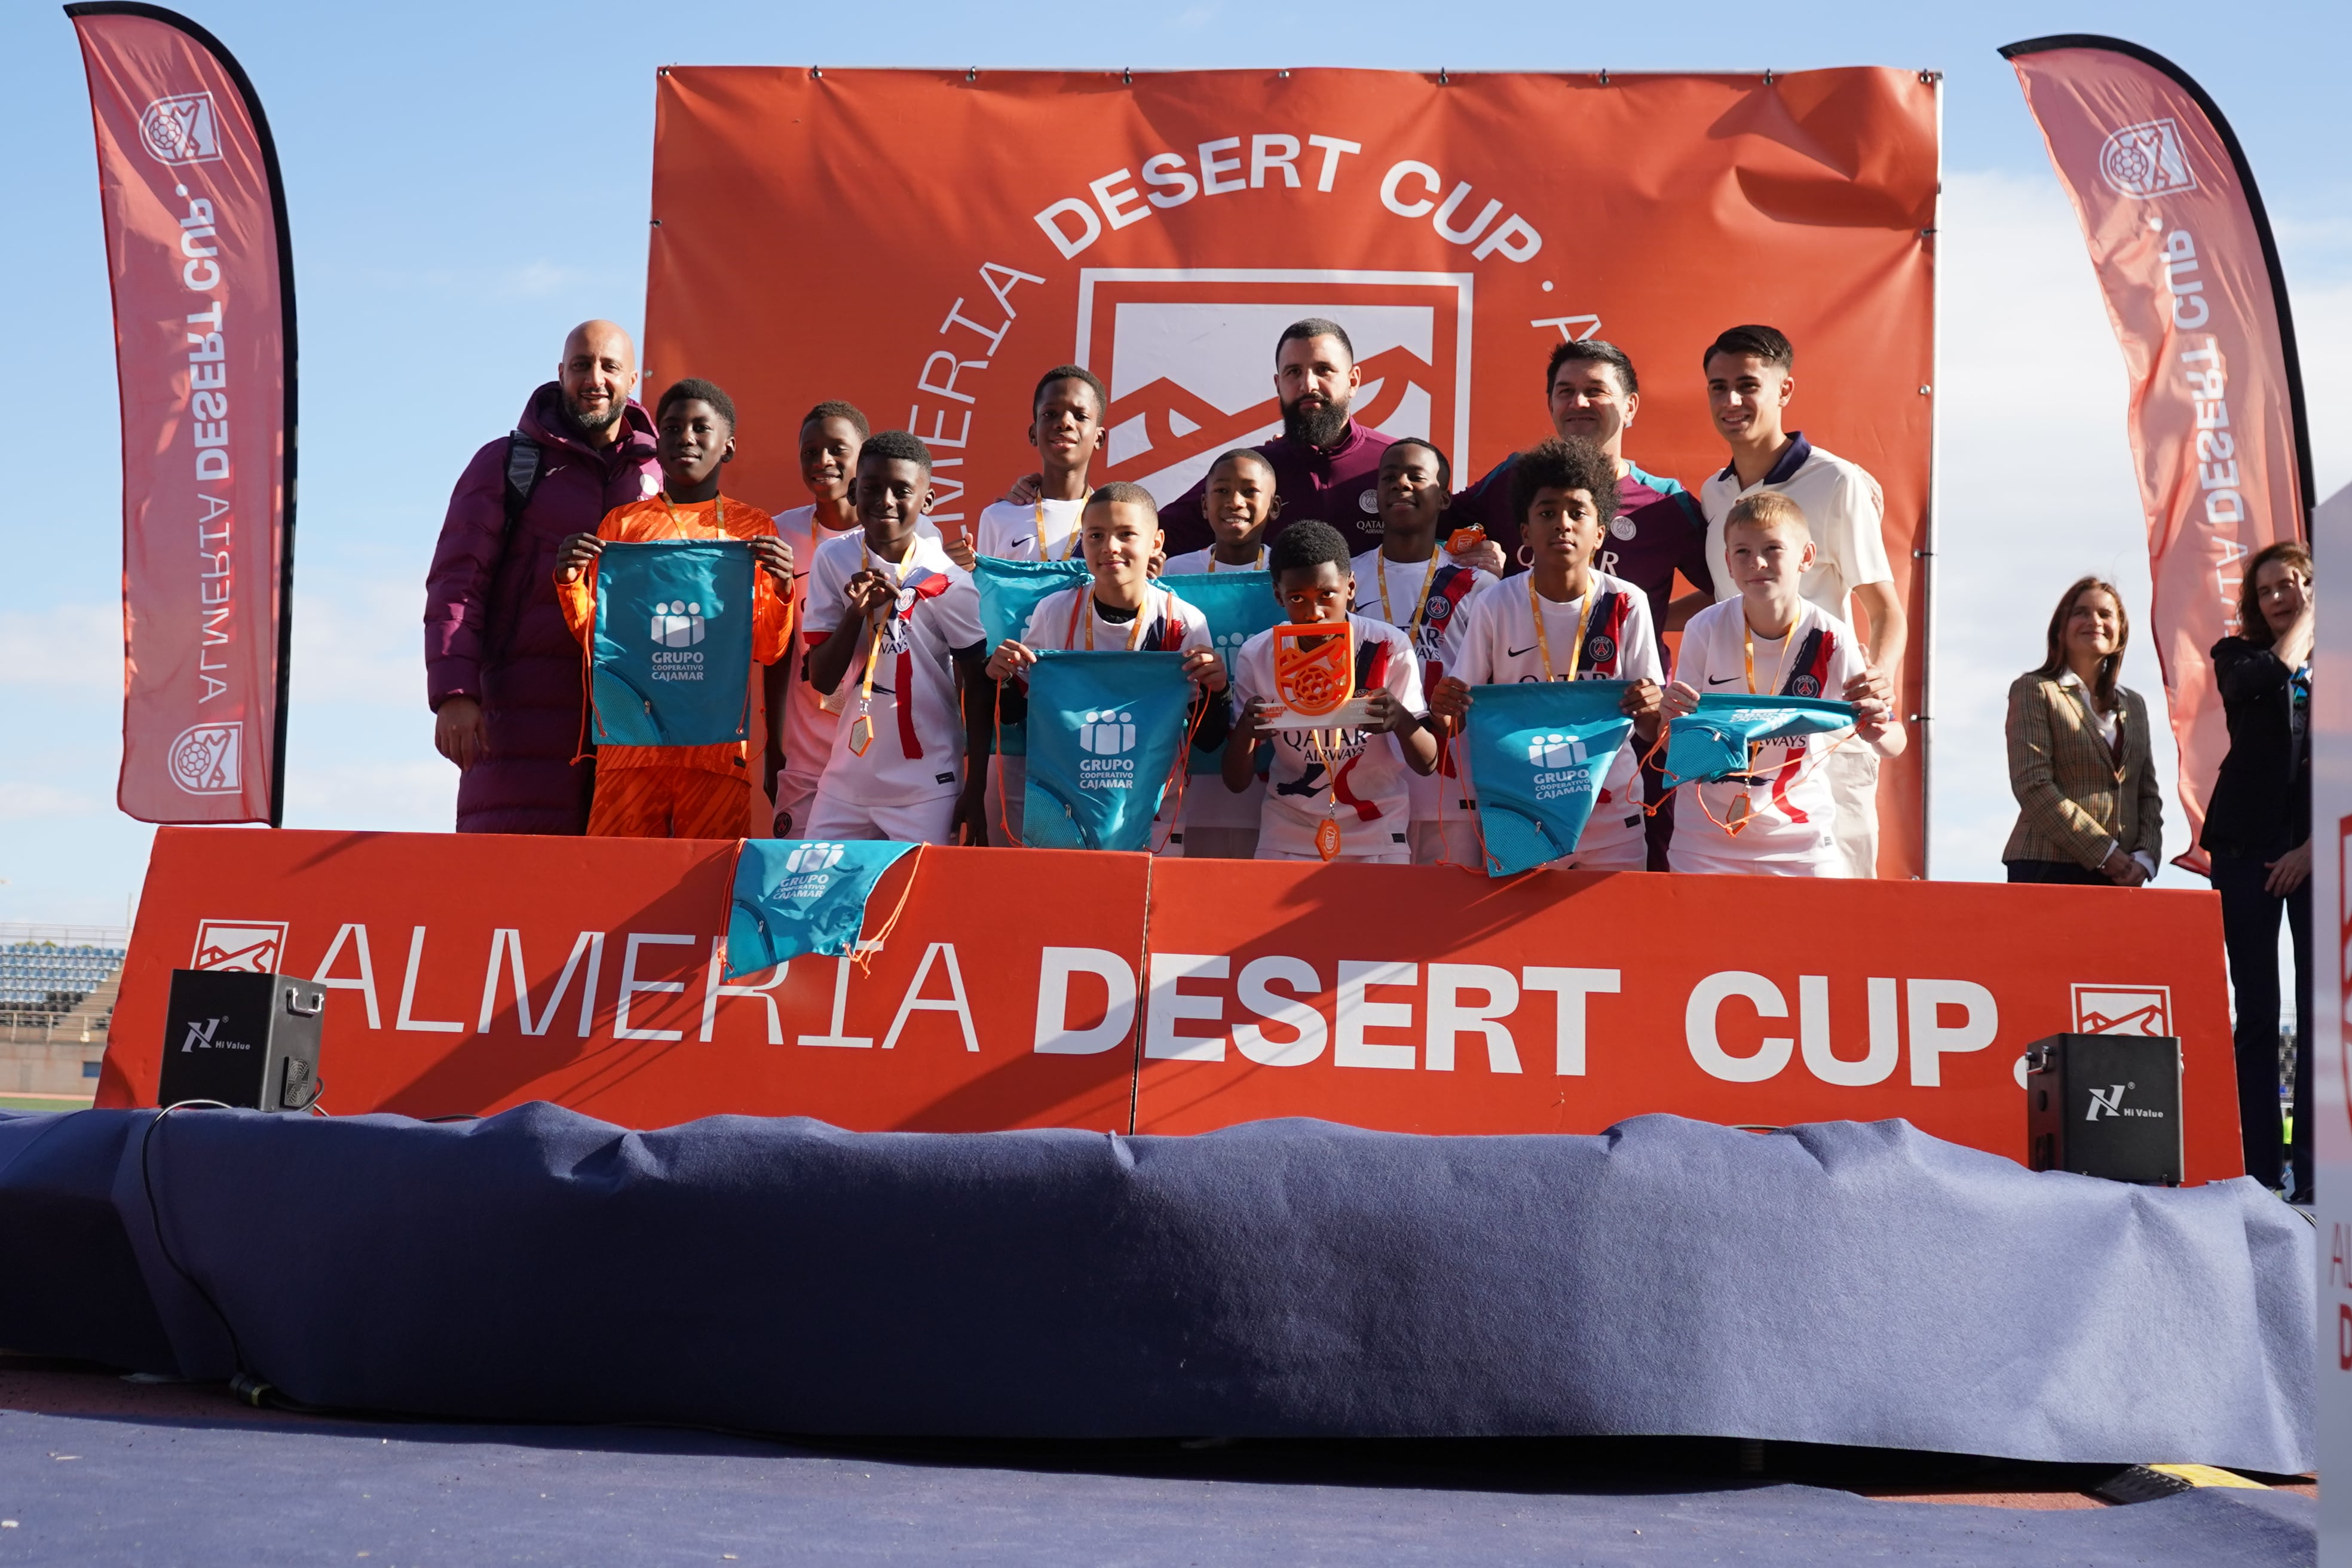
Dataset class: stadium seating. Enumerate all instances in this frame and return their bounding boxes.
[0,943,127,1027]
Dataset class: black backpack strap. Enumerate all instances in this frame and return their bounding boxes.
[502,431,543,531]
[482,430,547,670]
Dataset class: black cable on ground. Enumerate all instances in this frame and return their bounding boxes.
[137,1102,274,1405]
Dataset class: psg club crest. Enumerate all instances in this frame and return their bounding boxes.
[169,722,243,794]
[1789,675,1821,699]
[1077,270,1472,508]
[2097,119,2196,199]
[1585,634,1616,666]
[1425,594,1454,623]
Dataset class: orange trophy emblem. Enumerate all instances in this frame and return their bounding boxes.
[1270,624,1358,727]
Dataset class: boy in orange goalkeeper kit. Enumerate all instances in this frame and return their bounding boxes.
[555,378,795,837]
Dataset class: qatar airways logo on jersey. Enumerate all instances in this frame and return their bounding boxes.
[1076,270,1472,509]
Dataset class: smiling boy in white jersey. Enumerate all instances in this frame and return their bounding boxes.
[1225,520,1436,863]
[985,483,1231,846]
[770,400,868,837]
[1157,448,1278,856]
[1350,438,1494,865]
[950,366,1108,569]
[1663,492,1901,876]
[1161,448,1280,575]
[803,431,988,845]
[1430,436,1664,871]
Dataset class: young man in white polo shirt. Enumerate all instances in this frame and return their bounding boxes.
[1691,325,1906,878]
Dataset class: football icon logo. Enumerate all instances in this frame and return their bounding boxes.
[139,93,222,166]
[169,722,243,794]
[2098,119,2196,199]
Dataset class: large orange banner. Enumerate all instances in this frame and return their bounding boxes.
[643,67,1938,877]
[2005,38,2313,870]
[69,5,295,824]
[102,831,2240,1183]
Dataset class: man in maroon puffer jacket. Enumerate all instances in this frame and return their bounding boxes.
[424,320,661,832]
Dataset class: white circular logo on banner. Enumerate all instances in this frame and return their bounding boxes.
[2098,118,2197,199]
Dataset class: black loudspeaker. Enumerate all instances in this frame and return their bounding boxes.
[2025,1033,2183,1186]
[157,969,326,1112]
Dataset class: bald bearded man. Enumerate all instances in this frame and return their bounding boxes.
[424,320,662,833]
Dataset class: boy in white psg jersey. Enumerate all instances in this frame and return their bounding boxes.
[1224,520,1436,863]
[1160,447,1281,857]
[1351,437,1495,865]
[1430,436,1664,871]
[950,366,1108,568]
[1663,492,1901,876]
[1161,448,1279,575]
[985,483,1231,846]
[803,431,989,844]
[770,400,868,838]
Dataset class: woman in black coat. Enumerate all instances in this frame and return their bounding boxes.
[2200,540,2313,1197]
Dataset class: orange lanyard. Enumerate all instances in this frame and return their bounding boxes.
[856,532,920,705]
[1207,544,1264,572]
[1529,575,1595,682]
[1377,546,1443,636]
[1069,589,1150,650]
[1040,497,1086,561]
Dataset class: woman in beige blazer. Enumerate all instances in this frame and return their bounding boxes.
[2002,577,2163,885]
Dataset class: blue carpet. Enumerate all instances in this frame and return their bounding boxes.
[0,1409,2314,1566]
[0,1106,2314,1470]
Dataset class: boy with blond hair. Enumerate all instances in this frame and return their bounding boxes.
[1662,491,1900,876]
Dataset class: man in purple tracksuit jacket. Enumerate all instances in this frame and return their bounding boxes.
[423,320,660,834]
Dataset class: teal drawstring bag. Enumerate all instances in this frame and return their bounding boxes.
[1021,652,1195,851]
[1659,694,1858,791]
[1464,681,1636,877]
[724,838,920,975]
[1157,569,1281,774]
[590,539,755,747]
[973,556,1091,758]
[975,556,1091,647]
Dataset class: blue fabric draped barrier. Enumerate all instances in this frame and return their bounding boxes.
[0,1107,2312,1471]
[1659,694,1858,792]
[1021,653,1195,852]
[1158,569,1282,774]
[590,540,755,746]
[724,838,919,975]
[1463,681,1635,877]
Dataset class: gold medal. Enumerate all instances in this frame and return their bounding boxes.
[849,533,919,760]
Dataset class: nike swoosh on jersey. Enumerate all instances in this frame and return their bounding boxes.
[1506,645,1538,658]
[1706,675,1742,685]
[1008,536,1034,548]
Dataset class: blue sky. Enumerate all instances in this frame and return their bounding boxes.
[1,0,2345,926]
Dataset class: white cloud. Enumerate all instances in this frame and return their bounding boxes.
[0,604,117,692]
[0,780,104,821]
